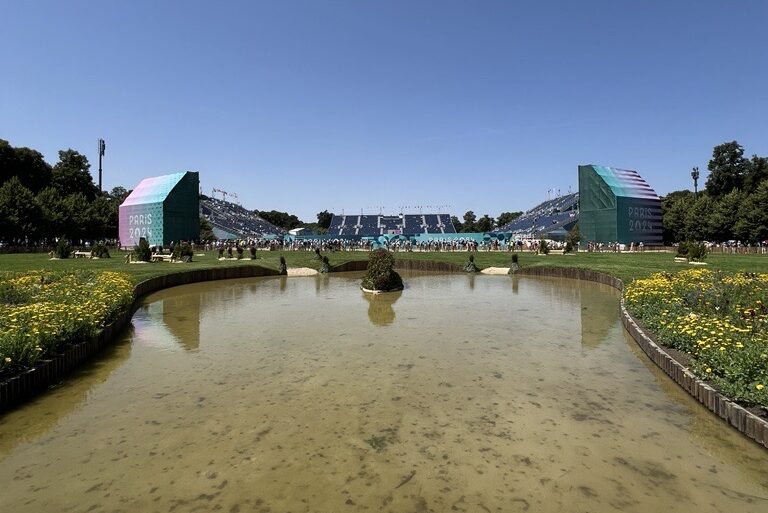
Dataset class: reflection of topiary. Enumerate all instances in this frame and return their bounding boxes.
[463,253,479,273]
[54,238,72,259]
[320,255,330,273]
[362,249,403,291]
[135,237,152,262]
[279,255,287,275]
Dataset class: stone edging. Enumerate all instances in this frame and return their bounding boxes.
[518,266,768,449]
[0,265,280,413]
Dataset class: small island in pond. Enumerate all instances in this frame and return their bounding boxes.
[361,249,404,293]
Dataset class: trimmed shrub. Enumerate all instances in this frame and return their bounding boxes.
[279,256,287,275]
[320,256,330,273]
[236,246,244,260]
[250,246,258,259]
[92,243,110,258]
[218,247,225,258]
[54,239,72,259]
[135,237,151,262]
[362,249,403,291]
[539,239,550,255]
[463,254,480,273]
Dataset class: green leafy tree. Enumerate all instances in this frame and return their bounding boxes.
[733,181,768,243]
[683,195,714,241]
[476,214,494,232]
[256,209,301,230]
[566,224,581,250]
[36,187,66,240]
[200,217,216,242]
[51,149,98,200]
[705,141,749,198]
[461,211,477,233]
[496,211,522,228]
[316,210,333,229]
[661,191,694,243]
[450,216,462,232]
[0,177,41,243]
[0,141,53,193]
[707,189,742,242]
[744,155,768,191]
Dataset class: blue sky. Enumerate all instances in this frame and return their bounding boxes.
[2,1,767,222]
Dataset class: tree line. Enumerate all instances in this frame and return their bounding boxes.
[0,139,128,245]
[661,141,768,244]
[2,137,767,246]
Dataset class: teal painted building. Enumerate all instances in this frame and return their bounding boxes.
[119,171,200,247]
[578,165,662,245]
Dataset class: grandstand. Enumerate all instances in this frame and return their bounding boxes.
[200,196,284,239]
[327,214,456,236]
[493,192,579,239]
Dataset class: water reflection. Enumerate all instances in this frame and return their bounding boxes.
[141,292,201,351]
[363,290,402,326]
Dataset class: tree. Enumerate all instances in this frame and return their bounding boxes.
[0,141,53,194]
[662,193,694,244]
[200,217,215,242]
[683,195,714,241]
[705,141,749,198]
[461,211,477,233]
[256,209,302,230]
[0,176,41,243]
[109,186,130,203]
[316,210,333,229]
[707,189,742,242]
[450,216,462,232]
[744,155,768,191]
[733,181,768,243]
[51,149,98,200]
[496,211,522,228]
[566,224,581,249]
[476,214,494,232]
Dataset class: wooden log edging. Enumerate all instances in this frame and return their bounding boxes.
[0,264,280,413]
[517,265,768,449]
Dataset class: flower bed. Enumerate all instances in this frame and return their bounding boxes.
[624,269,768,408]
[0,270,134,376]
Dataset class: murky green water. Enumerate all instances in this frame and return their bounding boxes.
[1,272,767,513]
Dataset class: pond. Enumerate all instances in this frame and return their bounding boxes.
[1,272,767,512]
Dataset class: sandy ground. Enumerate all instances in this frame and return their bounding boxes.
[480,266,510,275]
[287,267,319,276]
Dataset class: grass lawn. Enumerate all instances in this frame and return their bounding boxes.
[2,250,768,284]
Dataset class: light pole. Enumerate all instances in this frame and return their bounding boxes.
[691,166,699,201]
[98,138,106,193]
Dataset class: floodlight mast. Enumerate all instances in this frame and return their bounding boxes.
[98,138,106,193]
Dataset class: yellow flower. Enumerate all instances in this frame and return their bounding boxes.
[757,384,765,391]
[705,368,712,373]
[3,357,11,363]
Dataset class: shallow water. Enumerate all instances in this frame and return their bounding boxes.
[1,272,767,513]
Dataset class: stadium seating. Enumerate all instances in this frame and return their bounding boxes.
[327,214,456,236]
[200,197,284,238]
[493,192,579,238]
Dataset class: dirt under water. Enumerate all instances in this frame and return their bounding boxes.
[1,272,767,513]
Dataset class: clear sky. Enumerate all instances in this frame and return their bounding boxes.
[2,0,767,222]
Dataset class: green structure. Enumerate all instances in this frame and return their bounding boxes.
[119,171,200,248]
[578,165,662,245]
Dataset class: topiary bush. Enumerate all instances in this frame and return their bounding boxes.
[463,253,479,273]
[250,246,258,259]
[135,237,152,262]
[236,246,244,260]
[508,253,520,274]
[320,256,330,273]
[177,242,193,262]
[54,239,72,259]
[539,239,550,255]
[91,242,110,258]
[279,256,287,275]
[362,249,403,291]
